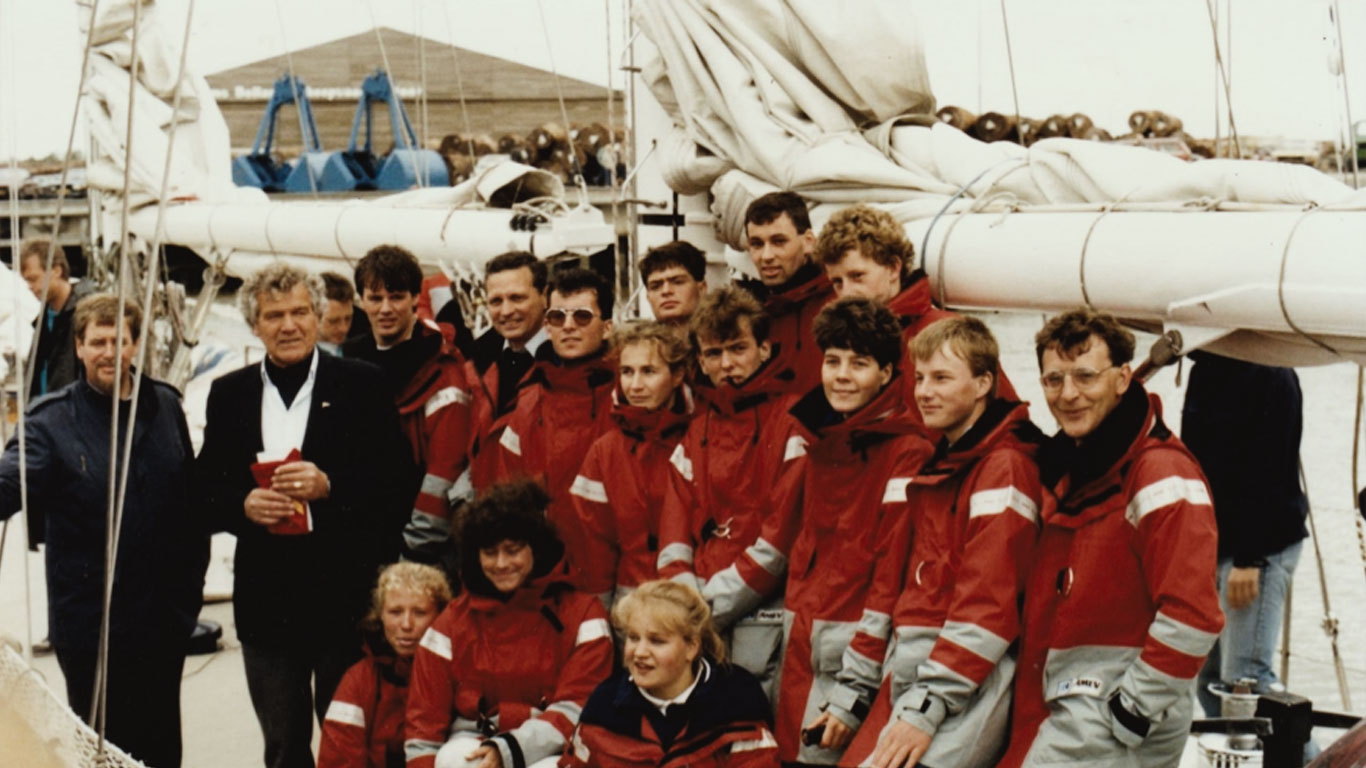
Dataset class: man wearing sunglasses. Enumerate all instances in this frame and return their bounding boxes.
[1000,308,1222,768]
[491,267,617,569]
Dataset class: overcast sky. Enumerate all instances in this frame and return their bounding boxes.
[2,0,1363,161]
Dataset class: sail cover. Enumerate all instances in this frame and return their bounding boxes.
[634,0,1357,247]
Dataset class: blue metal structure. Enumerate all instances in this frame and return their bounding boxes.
[335,69,449,191]
[231,74,331,192]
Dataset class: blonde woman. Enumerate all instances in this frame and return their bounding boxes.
[319,562,453,768]
[565,580,778,767]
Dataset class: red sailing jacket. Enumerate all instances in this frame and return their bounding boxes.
[888,276,1018,417]
[842,399,1043,768]
[320,638,411,768]
[563,661,779,768]
[396,323,472,562]
[404,559,614,768]
[569,388,695,608]
[998,387,1222,768]
[740,380,932,764]
[655,358,801,599]
[492,354,618,559]
[740,263,834,396]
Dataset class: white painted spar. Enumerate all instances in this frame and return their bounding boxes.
[127,199,616,274]
[910,209,1366,366]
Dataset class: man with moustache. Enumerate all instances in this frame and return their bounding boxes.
[198,262,410,768]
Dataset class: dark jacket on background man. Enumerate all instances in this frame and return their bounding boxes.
[0,376,207,652]
[197,353,412,651]
[1181,351,1309,566]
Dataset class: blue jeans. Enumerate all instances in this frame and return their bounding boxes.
[1197,539,1303,718]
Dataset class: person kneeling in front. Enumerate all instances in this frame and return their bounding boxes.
[404,480,614,768]
[565,580,778,767]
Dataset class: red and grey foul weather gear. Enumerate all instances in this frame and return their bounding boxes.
[319,634,413,768]
[563,659,779,768]
[492,353,617,562]
[569,388,694,609]
[738,262,833,396]
[841,399,1043,768]
[888,273,1017,412]
[655,358,801,693]
[404,558,614,768]
[717,380,932,764]
[998,386,1223,768]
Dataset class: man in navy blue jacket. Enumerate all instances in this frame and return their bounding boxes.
[0,293,208,768]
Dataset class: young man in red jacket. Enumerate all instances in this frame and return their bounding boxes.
[999,308,1222,768]
[492,267,617,567]
[342,245,471,566]
[739,192,833,395]
[842,317,1042,768]
[815,204,1016,409]
[656,284,800,698]
[466,252,550,494]
[708,297,932,765]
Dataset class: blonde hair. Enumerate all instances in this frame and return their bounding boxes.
[611,320,690,372]
[612,580,726,663]
[910,316,1000,397]
[364,562,453,628]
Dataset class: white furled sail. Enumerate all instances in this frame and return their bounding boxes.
[633,0,1366,366]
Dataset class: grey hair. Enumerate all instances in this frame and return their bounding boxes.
[238,262,328,326]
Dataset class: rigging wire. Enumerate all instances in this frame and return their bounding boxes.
[365,1,426,188]
[89,0,145,748]
[604,0,626,316]
[998,0,1022,133]
[438,1,478,161]
[536,0,592,209]
[1203,0,1241,158]
[414,1,429,155]
[1352,365,1366,590]
[1332,0,1360,188]
[271,0,320,198]
[1299,459,1354,711]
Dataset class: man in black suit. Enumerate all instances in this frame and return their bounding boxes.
[197,262,411,768]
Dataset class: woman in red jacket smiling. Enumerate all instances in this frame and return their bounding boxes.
[319,562,453,768]
[405,480,614,768]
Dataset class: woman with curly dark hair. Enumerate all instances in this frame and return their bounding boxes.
[404,480,614,768]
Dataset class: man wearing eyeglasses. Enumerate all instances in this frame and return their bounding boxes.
[491,267,617,568]
[999,308,1222,768]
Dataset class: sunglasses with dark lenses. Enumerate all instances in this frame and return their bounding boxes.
[545,308,599,328]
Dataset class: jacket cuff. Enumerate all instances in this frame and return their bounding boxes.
[485,734,524,768]
[1108,692,1151,748]
[823,683,870,729]
[893,687,946,736]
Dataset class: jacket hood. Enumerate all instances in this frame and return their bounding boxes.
[692,352,797,417]
[359,625,412,683]
[610,384,695,444]
[789,374,919,454]
[526,348,617,395]
[740,261,830,317]
[1040,383,1164,497]
[921,399,1044,479]
[887,270,935,322]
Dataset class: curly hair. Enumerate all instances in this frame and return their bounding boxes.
[457,479,564,595]
[812,297,904,369]
[238,261,327,325]
[610,320,690,373]
[362,562,452,631]
[814,204,913,277]
[612,580,726,663]
[689,284,770,348]
[1034,307,1136,367]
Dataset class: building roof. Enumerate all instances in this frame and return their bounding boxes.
[206,27,616,102]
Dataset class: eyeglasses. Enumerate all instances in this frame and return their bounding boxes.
[1039,365,1116,392]
[545,307,600,328]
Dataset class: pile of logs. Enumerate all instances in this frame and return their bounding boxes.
[437,122,627,186]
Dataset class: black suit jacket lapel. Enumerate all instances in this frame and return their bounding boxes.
[301,351,336,461]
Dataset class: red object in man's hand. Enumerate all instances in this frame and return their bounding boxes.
[250,448,313,535]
